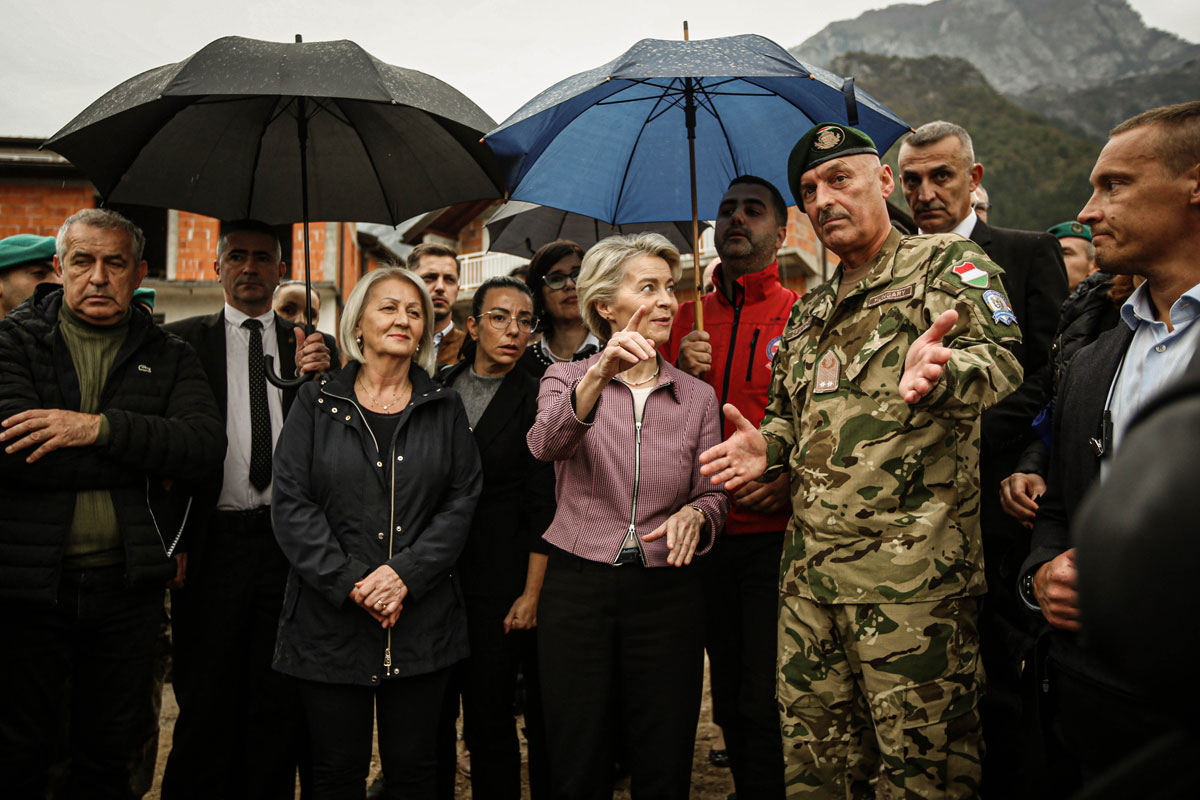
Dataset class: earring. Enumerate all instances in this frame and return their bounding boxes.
[355,336,363,348]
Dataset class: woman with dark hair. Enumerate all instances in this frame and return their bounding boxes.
[519,240,599,376]
[528,233,728,800]
[439,275,555,799]
[271,266,482,798]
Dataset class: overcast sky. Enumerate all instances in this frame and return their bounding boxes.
[1,0,1196,138]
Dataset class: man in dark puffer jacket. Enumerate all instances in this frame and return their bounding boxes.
[0,208,224,799]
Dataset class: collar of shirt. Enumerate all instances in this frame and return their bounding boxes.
[1106,278,1200,474]
[224,303,277,331]
[539,332,601,362]
[433,319,455,347]
[1119,280,1200,334]
[919,212,978,240]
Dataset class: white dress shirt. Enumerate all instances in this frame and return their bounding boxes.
[919,212,979,240]
[218,304,285,510]
[433,319,455,358]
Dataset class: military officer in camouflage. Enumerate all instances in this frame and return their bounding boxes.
[700,123,1024,799]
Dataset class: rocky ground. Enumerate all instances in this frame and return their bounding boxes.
[144,664,735,799]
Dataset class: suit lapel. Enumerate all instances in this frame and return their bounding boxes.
[1078,325,1135,480]
[969,219,994,250]
[198,312,229,420]
[274,314,300,412]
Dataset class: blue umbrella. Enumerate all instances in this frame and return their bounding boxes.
[485,33,909,226]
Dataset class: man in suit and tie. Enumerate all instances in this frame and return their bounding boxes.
[1019,101,1200,794]
[898,121,1069,794]
[162,219,335,800]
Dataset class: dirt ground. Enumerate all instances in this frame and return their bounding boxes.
[144,661,735,799]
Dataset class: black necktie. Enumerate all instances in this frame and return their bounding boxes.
[243,318,272,491]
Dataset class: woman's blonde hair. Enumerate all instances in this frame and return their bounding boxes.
[578,233,681,340]
[339,267,437,376]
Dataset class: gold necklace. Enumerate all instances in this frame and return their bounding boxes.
[357,377,409,411]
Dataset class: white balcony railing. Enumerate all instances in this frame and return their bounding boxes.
[460,251,529,292]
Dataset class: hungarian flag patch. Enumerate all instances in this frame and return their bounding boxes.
[952,262,989,289]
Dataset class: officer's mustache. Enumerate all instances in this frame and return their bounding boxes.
[912,201,946,215]
[818,209,851,225]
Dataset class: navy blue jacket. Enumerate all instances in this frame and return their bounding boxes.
[271,361,482,684]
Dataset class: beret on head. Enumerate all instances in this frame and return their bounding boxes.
[1047,221,1092,242]
[0,234,56,272]
[787,123,878,209]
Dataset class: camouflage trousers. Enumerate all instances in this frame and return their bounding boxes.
[777,595,984,799]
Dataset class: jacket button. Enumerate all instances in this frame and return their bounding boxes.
[395,525,402,532]
[346,415,352,421]
[377,532,385,540]
[376,461,383,467]
[393,668,400,675]
[397,455,404,462]
[370,675,378,683]
[318,398,325,404]
[331,407,338,413]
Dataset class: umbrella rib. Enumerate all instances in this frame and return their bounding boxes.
[244,97,290,220]
[612,82,680,222]
[340,101,406,227]
[695,83,739,171]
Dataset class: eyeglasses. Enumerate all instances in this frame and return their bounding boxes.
[973,203,992,212]
[476,309,539,334]
[542,270,581,291]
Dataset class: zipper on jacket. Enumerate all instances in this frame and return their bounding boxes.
[719,299,744,428]
[324,384,392,672]
[628,420,646,565]
[745,328,761,383]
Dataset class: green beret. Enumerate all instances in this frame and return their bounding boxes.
[133,288,157,311]
[1047,221,1091,241]
[787,123,878,208]
[0,234,56,272]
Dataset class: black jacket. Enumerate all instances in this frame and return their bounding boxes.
[271,362,482,685]
[1019,323,1136,684]
[972,219,1070,456]
[1013,271,1123,476]
[0,285,225,605]
[438,361,555,601]
[163,311,338,552]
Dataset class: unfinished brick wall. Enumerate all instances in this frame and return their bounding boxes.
[0,182,95,238]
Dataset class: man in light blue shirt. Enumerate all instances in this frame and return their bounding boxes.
[1019,100,1200,792]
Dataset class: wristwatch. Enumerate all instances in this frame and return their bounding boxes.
[1019,570,1041,612]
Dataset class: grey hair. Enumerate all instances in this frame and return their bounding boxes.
[906,121,976,169]
[56,208,146,263]
[578,233,682,341]
[339,267,437,376]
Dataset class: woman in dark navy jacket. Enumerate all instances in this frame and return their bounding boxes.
[272,266,481,799]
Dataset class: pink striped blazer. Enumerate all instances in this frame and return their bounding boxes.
[527,354,728,566]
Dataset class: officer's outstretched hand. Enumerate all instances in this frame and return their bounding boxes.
[699,404,767,492]
[899,309,957,404]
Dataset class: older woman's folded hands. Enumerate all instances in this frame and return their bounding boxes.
[350,564,408,628]
[642,505,706,567]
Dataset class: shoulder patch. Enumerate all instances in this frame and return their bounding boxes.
[982,289,1017,325]
[952,262,989,289]
[865,285,915,308]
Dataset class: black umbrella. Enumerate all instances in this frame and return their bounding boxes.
[45,35,504,386]
[484,200,708,259]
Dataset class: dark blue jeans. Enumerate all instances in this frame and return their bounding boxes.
[0,564,164,800]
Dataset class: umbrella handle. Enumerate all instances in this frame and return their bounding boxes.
[263,355,315,389]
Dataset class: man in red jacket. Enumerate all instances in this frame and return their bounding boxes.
[665,175,798,799]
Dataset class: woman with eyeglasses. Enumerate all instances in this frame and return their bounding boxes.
[527,233,728,799]
[519,240,600,376]
[439,275,556,799]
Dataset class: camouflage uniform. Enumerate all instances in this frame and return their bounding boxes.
[761,229,1023,798]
